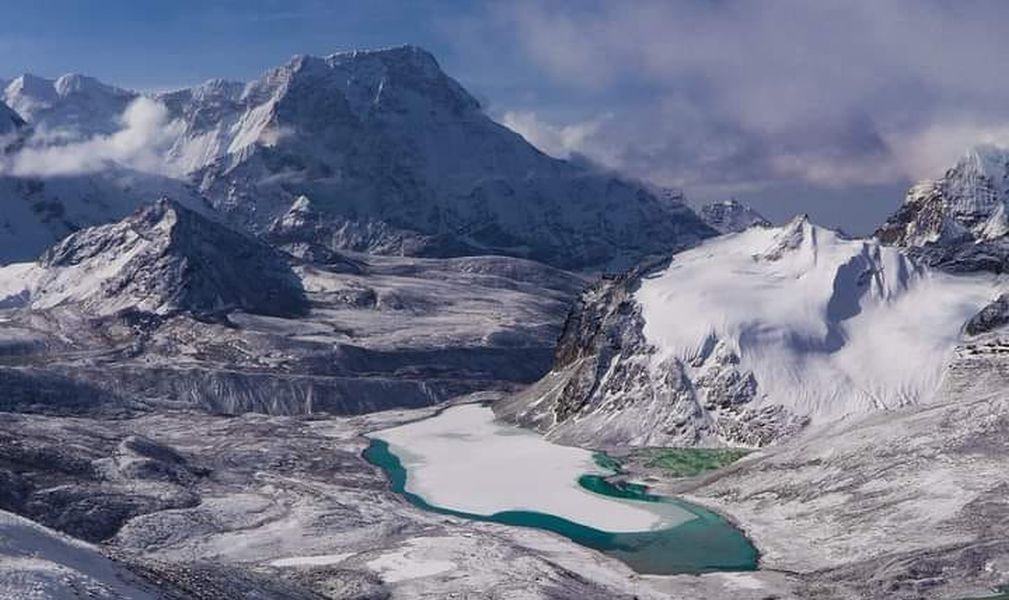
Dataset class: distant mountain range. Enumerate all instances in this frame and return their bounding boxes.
[0,46,715,269]
[5,44,1009,449]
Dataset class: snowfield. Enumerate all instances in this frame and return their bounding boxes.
[371,404,694,533]
[497,212,1007,449]
[0,510,157,599]
[637,216,1003,424]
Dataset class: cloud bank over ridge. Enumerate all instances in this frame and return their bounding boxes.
[459,0,1009,231]
[1,97,181,178]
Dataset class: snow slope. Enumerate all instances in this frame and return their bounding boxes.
[0,510,159,599]
[498,216,1003,447]
[638,216,998,422]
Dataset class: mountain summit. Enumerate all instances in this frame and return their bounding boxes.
[0,47,715,269]
[876,145,1009,271]
[19,199,308,317]
[158,45,716,269]
[4,72,135,135]
[700,199,771,234]
[497,216,997,447]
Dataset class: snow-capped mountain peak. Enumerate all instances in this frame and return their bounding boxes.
[4,74,58,107]
[498,217,1000,447]
[3,71,136,135]
[163,45,714,269]
[52,73,129,99]
[876,144,1009,272]
[2,198,308,318]
[758,213,813,260]
[878,144,1009,247]
[0,46,715,270]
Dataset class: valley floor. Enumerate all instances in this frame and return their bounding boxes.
[4,386,1009,599]
[0,395,805,600]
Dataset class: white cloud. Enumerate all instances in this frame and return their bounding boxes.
[488,0,1009,192]
[3,97,182,177]
[500,111,607,160]
[890,121,1009,182]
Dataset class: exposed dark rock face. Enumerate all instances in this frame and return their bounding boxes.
[966,294,1009,336]
[0,99,26,136]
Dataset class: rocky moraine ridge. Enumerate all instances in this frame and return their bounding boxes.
[0,199,587,417]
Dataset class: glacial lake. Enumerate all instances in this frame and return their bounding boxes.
[364,404,758,575]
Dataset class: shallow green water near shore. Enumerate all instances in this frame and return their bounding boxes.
[364,438,758,575]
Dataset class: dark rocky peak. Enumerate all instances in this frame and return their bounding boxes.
[265,196,363,273]
[875,145,1009,272]
[35,198,308,318]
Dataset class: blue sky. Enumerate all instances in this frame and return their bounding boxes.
[0,1,482,90]
[6,1,1009,233]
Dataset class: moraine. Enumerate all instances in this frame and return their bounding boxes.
[364,403,758,575]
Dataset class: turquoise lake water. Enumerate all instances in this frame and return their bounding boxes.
[364,438,759,575]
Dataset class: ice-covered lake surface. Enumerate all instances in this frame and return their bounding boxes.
[366,404,758,574]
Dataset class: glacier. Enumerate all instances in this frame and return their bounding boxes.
[498,215,1003,447]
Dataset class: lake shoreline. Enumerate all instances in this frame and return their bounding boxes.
[362,403,760,576]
